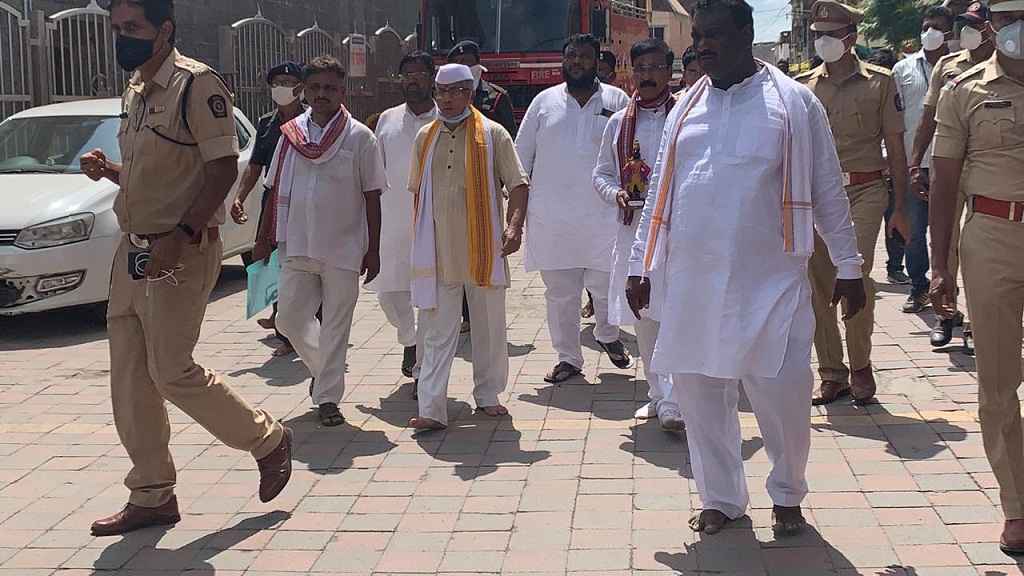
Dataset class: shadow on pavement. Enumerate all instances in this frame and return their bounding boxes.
[91,510,289,573]
[282,412,397,475]
[516,372,637,421]
[814,404,968,461]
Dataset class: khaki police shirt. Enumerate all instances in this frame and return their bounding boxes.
[114,49,239,234]
[924,50,976,109]
[408,116,530,287]
[933,56,1024,202]
[797,58,905,173]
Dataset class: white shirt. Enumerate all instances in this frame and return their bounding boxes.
[892,51,935,168]
[268,114,389,272]
[593,104,669,326]
[515,82,630,272]
[629,66,861,379]
[366,102,437,293]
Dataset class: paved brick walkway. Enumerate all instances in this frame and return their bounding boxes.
[0,239,1020,576]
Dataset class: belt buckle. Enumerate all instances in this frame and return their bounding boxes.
[842,173,852,187]
[1011,202,1019,222]
[129,234,150,249]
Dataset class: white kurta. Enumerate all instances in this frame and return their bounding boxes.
[516,82,630,272]
[593,105,669,326]
[367,103,437,293]
[629,66,862,380]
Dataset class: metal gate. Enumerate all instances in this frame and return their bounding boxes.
[341,34,376,122]
[223,9,291,123]
[295,23,339,68]
[0,3,33,120]
[374,25,405,114]
[46,0,126,103]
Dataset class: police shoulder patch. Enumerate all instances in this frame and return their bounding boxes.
[945,63,985,91]
[208,94,228,118]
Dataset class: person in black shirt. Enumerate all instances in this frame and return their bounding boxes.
[447,40,518,139]
[231,60,306,356]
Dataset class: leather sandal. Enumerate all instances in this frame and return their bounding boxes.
[811,380,850,406]
[544,361,582,383]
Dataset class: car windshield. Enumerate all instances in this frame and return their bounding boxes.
[424,0,581,54]
[0,115,121,175]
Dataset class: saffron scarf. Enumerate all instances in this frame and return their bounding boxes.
[642,63,815,274]
[266,106,351,244]
[411,107,505,311]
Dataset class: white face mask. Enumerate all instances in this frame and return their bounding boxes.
[271,85,298,107]
[921,27,947,51]
[815,35,849,63]
[996,20,1024,60]
[469,64,484,89]
[959,25,984,50]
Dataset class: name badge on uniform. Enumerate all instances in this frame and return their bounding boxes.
[148,105,166,114]
[842,173,852,186]
[983,100,1012,109]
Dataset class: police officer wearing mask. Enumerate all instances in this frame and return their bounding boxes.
[447,40,518,138]
[929,0,1024,554]
[231,61,307,357]
[80,0,292,536]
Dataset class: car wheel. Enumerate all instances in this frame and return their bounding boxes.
[86,302,108,325]
[240,250,254,268]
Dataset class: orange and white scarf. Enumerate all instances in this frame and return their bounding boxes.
[642,64,814,274]
[411,107,505,310]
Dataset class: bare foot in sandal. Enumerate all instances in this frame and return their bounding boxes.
[688,509,730,534]
[479,405,508,417]
[409,417,447,430]
[272,344,294,357]
[544,362,582,384]
[771,505,806,535]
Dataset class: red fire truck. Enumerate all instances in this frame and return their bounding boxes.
[419,0,651,119]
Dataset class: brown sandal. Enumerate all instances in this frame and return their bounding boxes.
[772,505,806,535]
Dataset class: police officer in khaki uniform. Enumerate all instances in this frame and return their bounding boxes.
[930,0,1024,552]
[79,0,292,536]
[797,0,912,405]
[909,1,996,353]
[447,40,518,138]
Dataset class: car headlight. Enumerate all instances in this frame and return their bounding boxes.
[14,213,95,249]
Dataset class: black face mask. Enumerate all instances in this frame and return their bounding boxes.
[116,34,155,72]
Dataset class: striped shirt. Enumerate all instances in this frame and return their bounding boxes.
[892,51,935,168]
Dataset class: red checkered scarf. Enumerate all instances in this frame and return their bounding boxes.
[616,88,674,187]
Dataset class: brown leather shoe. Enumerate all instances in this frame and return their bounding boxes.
[1001,519,1024,555]
[256,427,293,503]
[91,495,180,536]
[851,365,877,405]
[811,380,850,406]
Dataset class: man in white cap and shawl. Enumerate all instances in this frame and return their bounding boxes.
[407,63,531,430]
[593,37,683,430]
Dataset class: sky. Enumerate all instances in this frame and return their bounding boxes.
[750,0,793,43]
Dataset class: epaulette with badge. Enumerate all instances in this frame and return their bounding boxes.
[862,61,895,77]
[485,81,509,97]
[944,62,985,91]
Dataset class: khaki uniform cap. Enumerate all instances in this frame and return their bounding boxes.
[990,0,1024,11]
[809,0,864,32]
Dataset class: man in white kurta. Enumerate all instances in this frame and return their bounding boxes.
[407,64,531,430]
[516,34,632,383]
[628,0,864,535]
[367,52,438,378]
[594,38,682,430]
[263,58,388,427]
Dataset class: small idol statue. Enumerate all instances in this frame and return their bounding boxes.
[620,139,651,225]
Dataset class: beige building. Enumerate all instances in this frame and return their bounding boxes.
[650,0,693,67]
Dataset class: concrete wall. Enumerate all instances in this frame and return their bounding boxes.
[4,0,418,67]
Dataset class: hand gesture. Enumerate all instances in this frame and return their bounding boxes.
[626,276,650,321]
[230,197,249,225]
[144,233,187,280]
[80,148,109,182]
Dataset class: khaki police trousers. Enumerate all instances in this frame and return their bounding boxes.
[948,188,970,322]
[961,211,1024,519]
[107,235,284,508]
[808,179,888,384]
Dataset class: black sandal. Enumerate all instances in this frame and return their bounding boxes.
[544,361,583,383]
[402,346,416,378]
[318,403,345,427]
[598,340,633,369]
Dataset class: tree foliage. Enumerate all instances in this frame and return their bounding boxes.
[861,0,927,50]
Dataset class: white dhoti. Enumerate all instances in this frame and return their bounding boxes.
[276,254,360,405]
[539,268,619,369]
[417,282,508,424]
[633,318,677,412]
[378,290,417,348]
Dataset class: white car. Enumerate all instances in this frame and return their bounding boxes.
[0,98,262,316]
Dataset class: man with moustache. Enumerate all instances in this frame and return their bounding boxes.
[367,51,437,380]
[929,0,1024,552]
[407,64,530,430]
[231,60,306,357]
[909,1,995,352]
[256,55,387,427]
[516,34,632,384]
[892,5,956,316]
[627,0,863,534]
[80,0,292,536]
[594,38,683,430]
